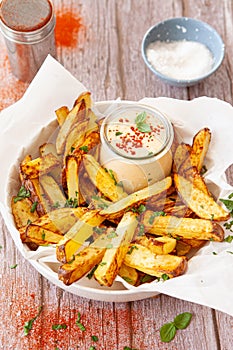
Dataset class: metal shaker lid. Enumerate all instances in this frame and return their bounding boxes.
[0,0,53,32]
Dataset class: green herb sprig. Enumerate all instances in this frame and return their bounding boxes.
[135,111,152,133]
[14,186,30,203]
[160,312,192,343]
[23,306,43,336]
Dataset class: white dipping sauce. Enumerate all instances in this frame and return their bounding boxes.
[146,40,214,80]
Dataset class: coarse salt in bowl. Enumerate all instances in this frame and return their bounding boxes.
[141,17,225,87]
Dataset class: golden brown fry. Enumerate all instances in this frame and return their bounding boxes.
[25,225,63,245]
[173,143,192,174]
[94,211,138,287]
[20,153,60,179]
[124,243,187,278]
[55,106,69,126]
[174,174,230,221]
[11,197,39,229]
[65,155,81,203]
[191,127,211,172]
[40,175,66,208]
[142,211,224,241]
[23,178,49,216]
[135,235,177,255]
[56,210,105,263]
[83,154,128,202]
[100,176,172,219]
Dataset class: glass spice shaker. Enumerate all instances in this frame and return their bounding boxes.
[0,0,56,82]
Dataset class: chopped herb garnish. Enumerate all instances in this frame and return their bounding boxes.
[224,235,233,243]
[52,201,60,208]
[161,273,169,281]
[137,223,145,236]
[79,145,89,153]
[115,131,123,136]
[27,219,32,225]
[149,211,165,225]
[87,265,98,279]
[0,245,2,251]
[89,347,96,350]
[224,221,233,232]
[127,245,138,255]
[212,252,217,255]
[76,312,86,331]
[70,146,75,153]
[227,251,233,254]
[106,243,113,249]
[140,274,153,283]
[91,335,99,342]
[93,226,106,235]
[67,255,76,264]
[160,312,192,343]
[42,231,46,241]
[14,186,30,203]
[23,306,43,336]
[52,324,67,330]
[220,196,233,212]
[107,230,118,239]
[200,165,208,175]
[10,264,17,269]
[30,201,38,213]
[210,214,214,220]
[65,197,78,208]
[99,261,107,266]
[108,169,117,185]
[122,276,133,283]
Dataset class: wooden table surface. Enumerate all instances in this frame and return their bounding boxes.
[1,0,233,349]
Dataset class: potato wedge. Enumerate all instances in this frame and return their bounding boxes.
[174,174,230,221]
[135,235,177,255]
[142,211,224,241]
[100,176,172,219]
[23,178,49,216]
[11,196,39,229]
[40,175,66,208]
[58,233,111,285]
[65,155,81,203]
[56,210,105,263]
[94,211,138,287]
[20,153,60,179]
[55,106,69,126]
[63,119,89,162]
[83,154,128,202]
[25,225,63,245]
[118,263,139,286]
[173,143,192,174]
[191,127,211,172]
[124,243,187,278]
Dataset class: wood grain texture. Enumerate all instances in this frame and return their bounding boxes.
[0,0,233,349]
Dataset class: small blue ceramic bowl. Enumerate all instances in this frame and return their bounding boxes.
[142,17,225,87]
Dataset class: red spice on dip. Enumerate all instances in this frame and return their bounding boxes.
[100,104,174,193]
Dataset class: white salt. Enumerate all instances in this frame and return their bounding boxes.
[146,40,214,80]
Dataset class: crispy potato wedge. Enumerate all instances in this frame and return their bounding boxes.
[23,178,49,216]
[83,154,128,202]
[56,99,87,154]
[56,210,105,263]
[65,155,81,203]
[63,119,89,162]
[58,233,110,285]
[20,153,60,179]
[142,211,224,241]
[174,174,230,221]
[40,175,66,208]
[118,263,139,286]
[191,127,211,172]
[173,143,192,174]
[73,91,92,109]
[11,197,39,229]
[55,106,69,126]
[135,235,177,255]
[73,130,100,157]
[100,176,172,219]
[124,243,187,278]
[25,225,63,245]
[94,211,138,287]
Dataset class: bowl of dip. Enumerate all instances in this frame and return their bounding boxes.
[99,102,174,193]
[141,17,225,87]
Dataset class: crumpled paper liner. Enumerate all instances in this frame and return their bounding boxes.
[1,55,233,313]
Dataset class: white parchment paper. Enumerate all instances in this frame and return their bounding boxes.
[1,55,233,314]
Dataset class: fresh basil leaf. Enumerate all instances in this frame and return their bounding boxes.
[136,122,152,133]
[135,111,146,124]
[174,312,192,330]
[160,322,177,342]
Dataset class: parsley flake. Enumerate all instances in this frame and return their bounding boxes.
[14,186,30,203]
[23,306,43,336]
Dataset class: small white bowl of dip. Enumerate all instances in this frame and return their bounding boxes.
[99,102,174,193]
[141,17,225,87]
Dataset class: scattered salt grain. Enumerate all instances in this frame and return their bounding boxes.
[146,40,214,80]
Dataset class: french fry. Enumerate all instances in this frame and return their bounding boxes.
[25,225,63,245]
[124,243,187,278]
[94,211,138,287]
[174,174,230,221]
[65,155,81,203]
[142,211,224,241]
[11,197,39,229]
[83,154,128,202]
[135,235,177,255]
[56,210,105,263]
[100,176,172,219]
[20,153,60,179]
[40,175,66,207]
[58,233,111,285]
[191,127,211,172]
